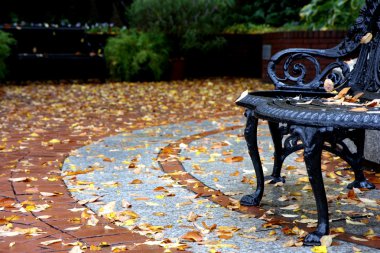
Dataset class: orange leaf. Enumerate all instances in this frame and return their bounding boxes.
[347,189,357,200]
[181,231,203,242]
[350,107,367,112]
[334,87,351,99]
[0,198,15,208]
[223,156,244,163]
[129,179,143,184]
[229,171,240,176]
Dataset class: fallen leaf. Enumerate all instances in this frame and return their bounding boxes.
[280,204,300,210]
[181,231,203,242]
[360,32,373,44]
[255,237,278,242]
[122,199,132,208]
[40,239,62,246]
[320,235,336,247]
[346,218,366,225]
[311,245,327,253]
[187,211,200,222]
[281,214,298,218]
[69,246,83,253]
[40,192,59,197]
[350,107,367,112]
[87,215,99,226]
[350,236,368,242]
[330,227,345,233]
[98,201,116,216]
[77,196,101,205]
[64,226,81,231]
[223,156,244,163]
[129,179,143,184]
[364,228,375,237]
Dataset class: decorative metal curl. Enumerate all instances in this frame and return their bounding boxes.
[268,50,351,91]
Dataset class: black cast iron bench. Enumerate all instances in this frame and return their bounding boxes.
[236,0,380,246]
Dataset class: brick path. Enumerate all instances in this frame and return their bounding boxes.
[0,79,258,252]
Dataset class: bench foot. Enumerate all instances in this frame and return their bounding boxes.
[240,193,261,206]
[347,180,375,189]
[264,175,286,184]
[243,110,264,207]
[303,231,325,246]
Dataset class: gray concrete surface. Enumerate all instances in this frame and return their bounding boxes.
[62,116,379,253]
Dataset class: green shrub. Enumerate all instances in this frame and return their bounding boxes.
[0,30,15,80]
[224,23,309,34]
[228,0,310,27]
[104,30,169,81]
[127,0,233,55]
[300,0,365,30]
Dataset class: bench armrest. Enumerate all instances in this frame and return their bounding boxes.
[268,0,377,92]
[267,44,359,92]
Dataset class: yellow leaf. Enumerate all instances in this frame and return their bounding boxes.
[297,177,309,183]
[326,172,337,179]
[123,219,136,226]
[90,245,102,250]
[48,139,61,145]
[364,228,375,237]
[330,227,345,233]
[311,246,327,253]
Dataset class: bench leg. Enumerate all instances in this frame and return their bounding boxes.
[267,121,286,183]
[347,129,375,189]
[293,126,329,246]
[240,110,264,206]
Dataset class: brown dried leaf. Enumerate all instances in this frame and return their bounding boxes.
[129,179,143,184]
[223,156,244,163]
[334,87,351,99]
[360,32,373,44]
[255,237,278,242]
[40,239,62,246]
[350,107,367,112]
[181,231,203,242]
[280,204,300,210]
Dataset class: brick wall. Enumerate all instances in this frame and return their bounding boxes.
[261,31,347,82]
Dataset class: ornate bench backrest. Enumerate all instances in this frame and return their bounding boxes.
[267,0,380,96]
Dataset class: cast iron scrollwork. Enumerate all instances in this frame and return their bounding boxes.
[268,0,380,92]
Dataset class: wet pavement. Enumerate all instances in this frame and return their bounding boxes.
[1,78,380,253]
[62,116,380,252]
